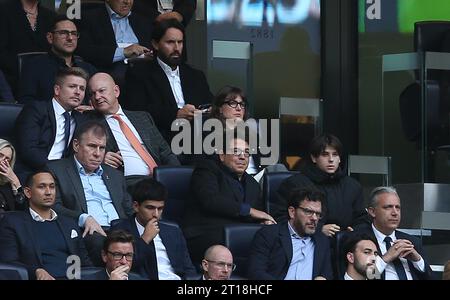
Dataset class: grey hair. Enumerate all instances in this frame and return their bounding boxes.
[368,186,398,208]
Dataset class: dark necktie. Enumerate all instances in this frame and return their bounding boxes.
[63,111,71,157]
[384,236,408,280]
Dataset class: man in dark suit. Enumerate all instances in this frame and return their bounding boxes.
[133,0,196,27]
[111,178,197,280]
[47,120,134,266]
[77,0,153,87]
[183,135,275,264]
[15,67,89,181]
[356,186,433,280]
[247,187,333,280]
[123,19,213,143]
[18,16,96,105]
[88,72,179,185]
[0,170,92,280]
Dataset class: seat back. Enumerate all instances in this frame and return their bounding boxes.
[153,166,194,224]
[347,155,392,186]
[223,224,263,278]
[17,52,47,81]
[262,171,296,214]
[0,263,29,280]
[0,103,23,141]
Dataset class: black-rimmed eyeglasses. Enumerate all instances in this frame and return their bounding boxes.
[206,260,236,271]
[224,100,247,109]
[53,30,80,38]
[297,206,323,219]
[107,251,134,261]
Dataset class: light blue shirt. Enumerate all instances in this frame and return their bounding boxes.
[105,3,139,63]
[284,222,315,280]
[75,158,119,227]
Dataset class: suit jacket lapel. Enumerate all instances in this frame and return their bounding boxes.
[56,218,75,254]
[67,158,88,212]
[48,101,57,147]
[102,117,120,153]
[102,166,125,217]
[124,110,159,160]
[100,7,117,47]
[150,62,178,110]
[279,225,293,265]
[24,213,43,264]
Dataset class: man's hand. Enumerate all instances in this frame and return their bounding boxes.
[382,239,414,263]
[176,104,199,120]
[156,11,183,23]
[110,265,130,280]
[141,219,160,244]
[0,159,21,189]
[35,268,55,280]
[124,44,151,58]
[83,216,107,238]
[74,105,94,113]
[249,208,276,224]
[104,151,123,169]
[322,224,340,237]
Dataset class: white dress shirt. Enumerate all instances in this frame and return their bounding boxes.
[157,57,185,108]
[29,207,58,222]
[48,98,75,160]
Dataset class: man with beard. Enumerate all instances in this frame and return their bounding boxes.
[18,16,96,105]
[123,19,213,143]
[342,233,379,280]
[247,187,332,280]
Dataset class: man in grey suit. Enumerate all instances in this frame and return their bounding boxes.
[47,120,134,266]
[88,72,180,186]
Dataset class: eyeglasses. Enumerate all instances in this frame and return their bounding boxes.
[224,100,247,109]
[229,148,250,157]
[52,30,80,38]
[107,251,133,261]
[206,260,236,271]
[297,206,323,219]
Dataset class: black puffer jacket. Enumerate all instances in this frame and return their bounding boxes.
[273,162,368,228]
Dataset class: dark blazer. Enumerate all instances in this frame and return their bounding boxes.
[47,157,134,222]
[133,0,196,26]
[77,6,153,69]
[18,51,97,104]
[0,69,14,102]
[88,109,180,167]
[247,222,333,280]
[357,225,434,280]
[14,100,85,171]
[82,268,145,280]
[123,59,213,142]
[0,211,92,279]
[0,0,55,89]
[111,218,197,280]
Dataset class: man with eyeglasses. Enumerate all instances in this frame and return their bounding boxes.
[18,15,96,106]
[248,187,333,280]
[183,133,275,265]
[201,245,235,280]
[111,178,196,280]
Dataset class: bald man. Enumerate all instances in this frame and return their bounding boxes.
[88,73,179,185]
[201,245,235,280]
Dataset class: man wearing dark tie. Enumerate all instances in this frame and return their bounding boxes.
[357,186,433,280]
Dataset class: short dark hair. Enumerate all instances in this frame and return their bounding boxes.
[287,186,325,209]
[152,19,185,42]
[25,170,56,188]
[128,178,168,204]
[309,134,343,158]
[54,67,89,86]
[342,232,378,263]
[49,15,76,32]
[103,230,135,252]
[211,86,249,120]
[73,120,108,143]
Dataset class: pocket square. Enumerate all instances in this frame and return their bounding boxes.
[71,229,78,238]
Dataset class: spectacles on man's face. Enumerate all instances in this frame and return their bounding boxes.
[107,251,134,261]
[53,30,80,38]
[224,100,247,109]
[228,148,250,158]
[206,260,236,271]
[297,206,323,219]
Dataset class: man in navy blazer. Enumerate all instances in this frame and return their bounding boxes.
[0,170,92,280]
[356,186,433,280]
[247,187,333,280]
[111,178,196,280]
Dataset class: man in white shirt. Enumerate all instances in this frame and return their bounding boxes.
[342,233,378,280]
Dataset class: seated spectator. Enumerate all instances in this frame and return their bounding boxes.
[124,19,213,143]
[183,133,275,264]
[18,15,96,105]
[77,0,153,88]
[0,69,14,102]
[201,245,234,280]
[87,72,179,186]
[47,121,134,266]
[83,229,143,280]
[0,139,26,212]
[111,178,196,280]
[0,170,92,280]
[342,233,378,280]
[274,134,368,235]
[0,0,56,95]
[15,67,88,182]
[247,187,333,280]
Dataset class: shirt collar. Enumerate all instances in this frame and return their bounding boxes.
[106,106,124,119]
[157,57,179,76]
[48,50,75,67]
[344,272,354,280]
[106,3,131,20]
[287,221,311,241]
[52,98,71,116]
[134,217,145,237]
[74,156,103,176]
[371,223,396,243]
[29,207,58,222]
